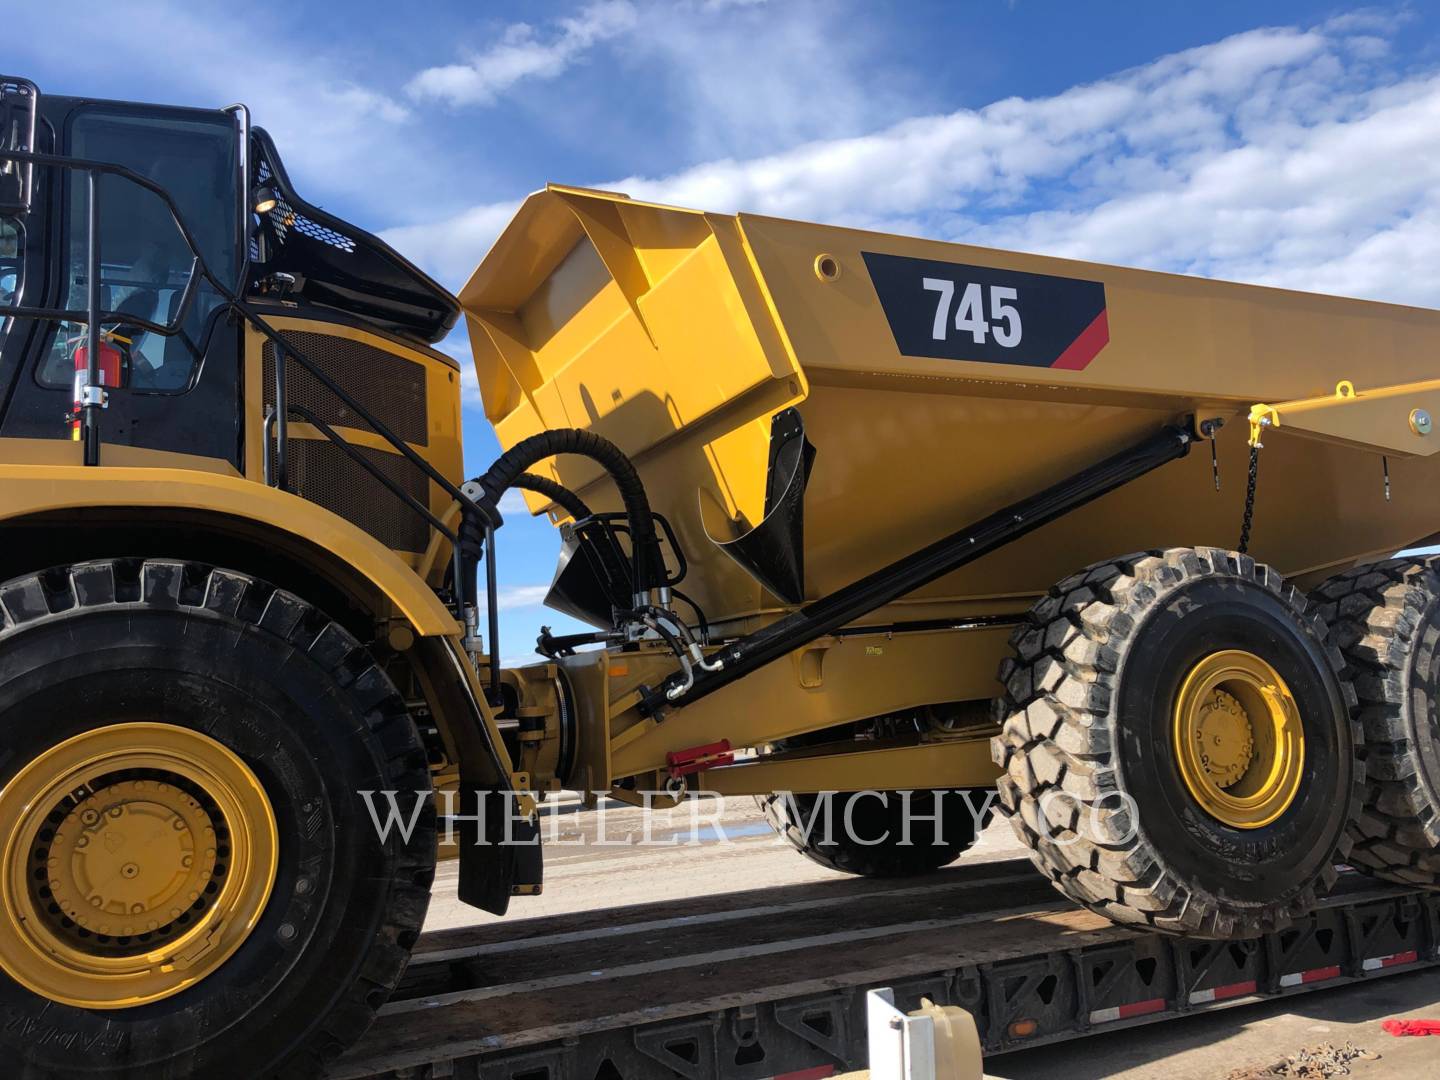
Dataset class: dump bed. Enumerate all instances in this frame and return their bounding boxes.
[462,186,1440,631]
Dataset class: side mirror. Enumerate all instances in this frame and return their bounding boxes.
[0,76,38,216]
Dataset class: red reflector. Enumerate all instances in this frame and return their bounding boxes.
[772,1068,836,1080]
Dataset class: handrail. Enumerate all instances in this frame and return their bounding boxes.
[2,150,217,463]
[221,102,251,290]
[0,77,38,213]
[271,402,459,546]
[0,147,477,507]
[262,359,469,626]
[0,145,488,626]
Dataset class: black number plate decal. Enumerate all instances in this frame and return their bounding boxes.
[863,251,1109,370]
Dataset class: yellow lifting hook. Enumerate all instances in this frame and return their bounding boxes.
[1248,380,1356,447]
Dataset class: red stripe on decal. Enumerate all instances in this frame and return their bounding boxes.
[773,1068,836,1080]
[1050,308,1110,371]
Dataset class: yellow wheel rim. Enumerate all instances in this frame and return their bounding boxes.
[1173,650,1305,830]
[0,723,278,1009]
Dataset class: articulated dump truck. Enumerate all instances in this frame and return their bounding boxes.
[1,79,1439,1077]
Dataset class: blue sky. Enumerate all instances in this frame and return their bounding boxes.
[10,2,1440,662]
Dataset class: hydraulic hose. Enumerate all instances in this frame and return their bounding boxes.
[472,429,665,595]
[512,472,593,522]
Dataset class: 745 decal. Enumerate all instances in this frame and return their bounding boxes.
[922,279,1022,347]
[863,251,1110,371]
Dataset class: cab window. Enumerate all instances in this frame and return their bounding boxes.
[36,108,237,393]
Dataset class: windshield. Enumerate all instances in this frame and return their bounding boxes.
[0,217,19,347]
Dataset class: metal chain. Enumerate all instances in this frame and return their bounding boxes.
[1237,444,1260,554]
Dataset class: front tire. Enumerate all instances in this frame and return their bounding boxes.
[0,560,435,1079]
[992,548,1361,939]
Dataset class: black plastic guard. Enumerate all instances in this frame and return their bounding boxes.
[544,523,632,627]
[456,789,543,916]
[706,407,815,605]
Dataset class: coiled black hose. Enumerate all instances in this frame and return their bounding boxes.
[471,429,664,594]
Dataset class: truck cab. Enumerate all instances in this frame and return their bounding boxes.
[0,77,463,567]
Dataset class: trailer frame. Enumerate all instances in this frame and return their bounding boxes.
[335,865,1439,1080]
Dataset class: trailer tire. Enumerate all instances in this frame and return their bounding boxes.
[0,560,434,1079]
[992,548,1361,938]
[757,789,993,877]
[1311,558,1440,887]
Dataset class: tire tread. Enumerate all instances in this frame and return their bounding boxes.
[0,559,434,1079]
[991,547,1362,938]
[1311,557,1440,886]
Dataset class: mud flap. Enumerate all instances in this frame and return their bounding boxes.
[705,407,815,605]
[544,522,631,627]
[415,639,543,916]
[456,789,543,916]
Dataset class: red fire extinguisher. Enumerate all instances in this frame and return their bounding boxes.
[69,333,128,440]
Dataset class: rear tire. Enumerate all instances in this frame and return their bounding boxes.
[992,548,1361,939]
[0,560,435,1079]
[1311,558,1440,887]
[758,789,994,877]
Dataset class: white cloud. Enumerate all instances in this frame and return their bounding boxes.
[385,201,521,299]
[489,584,552,611]
[407,1,639,106]
[433,329,485,407]
[497,489,532,515]
[629,0,899,161]
[385,19,1440,312]
[6,1,421,213]
[457,360,483,409]
[405,1,895,164]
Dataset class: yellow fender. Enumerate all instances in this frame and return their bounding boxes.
[0,464,459,636]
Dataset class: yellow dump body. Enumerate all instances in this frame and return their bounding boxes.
[463,186,1440,632]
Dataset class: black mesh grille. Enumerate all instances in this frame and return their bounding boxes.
[286,439,431,553]
[263,331,428,446]
[257,160,357,254]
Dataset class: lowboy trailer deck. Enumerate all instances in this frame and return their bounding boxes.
[335,861,1440,1079]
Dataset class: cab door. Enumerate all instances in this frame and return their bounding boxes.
[0,101,245,470]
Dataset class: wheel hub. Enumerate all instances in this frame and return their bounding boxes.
[44,779,222,942]
[1173,649,1306,830]
[0,723,277,1009]
[1193,689,1256,789]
